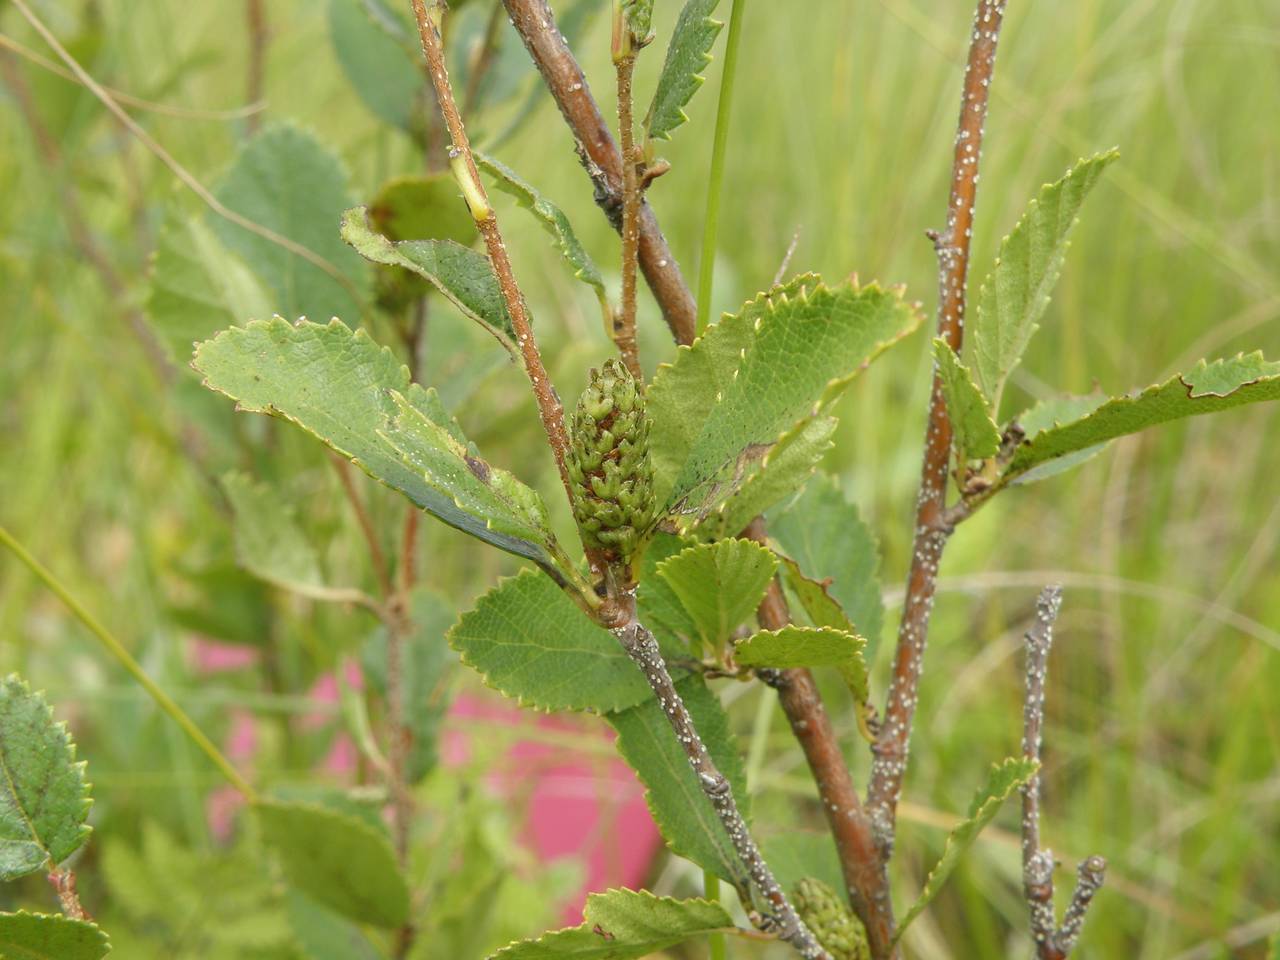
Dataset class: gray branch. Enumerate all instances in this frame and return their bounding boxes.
[615,619,831,960]
[1020,586,1107,960]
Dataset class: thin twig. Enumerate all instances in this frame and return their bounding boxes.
[48,868,88,921]
[409,0,582,535]
[245,0,268,135]
[772,228,802,288]
[614,618,831,960]
[0,32,266,120]
[331,455,394,599]
[867,0,1008,844]
[502,0,697,345]
[613,47,643,379]
[9,0,366,316]
[462,0,504,117]
[1020,586,1106,959]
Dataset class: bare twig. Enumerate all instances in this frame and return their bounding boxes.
[502,0,697,345]
[867,0,1008,843]
[1020,586,1106,959]
[409,0,582,539]
[48,868,88,921]
[613,46,643,379]
[245,0,268,135]
[330,455,394,599]
[614,617,831,960]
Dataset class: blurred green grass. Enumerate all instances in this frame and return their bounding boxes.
[1,0,1278,956]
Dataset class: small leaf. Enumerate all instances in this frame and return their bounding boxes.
[256,799,410,928]
[607,678,750,887]
[0,912,110,960]
[222,472,335,600]
[368,173,479,245]
[644,0,723,142]
[361,589,455,784]
[341,207,516,353]
[0,676,92,881]
[489,888,735,959]
[1006,391,1107,485]
[934,339,1001,462]
[769,476,885,655]
[699,415,838,541]
[634,532,701,650]
[647,278,921,520]
[328,0,422,131]
[212,124,367,322]
[193,318,562,573]
[972,150,1119,413]
[734,626,869,708]
[475,153,608,307]
[776,557,856,634]
[1007,353,1280,482]
[147,212,273,366]
[621,0,654,39]
[655,539,777,654]
[449,570,658,714]
[894,758,1039,941]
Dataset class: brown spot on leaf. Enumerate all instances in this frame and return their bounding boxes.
[592,924,615,941]
[465,455,491,484]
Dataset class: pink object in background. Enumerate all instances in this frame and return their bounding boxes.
[191,641,662,920]
[447,695,663,923]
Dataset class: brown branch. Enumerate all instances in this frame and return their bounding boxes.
[1020,586,1106,959]
[245,0,267,135]
[48,868,88,921]
[745,522,898,958]
[614,617,830,960]
[867,0,1008,842]
[613,48,643,379]
[502,0,697,346]
[330,455,394,599]
[409,0,581,535]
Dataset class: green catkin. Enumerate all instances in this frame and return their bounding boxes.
[793,878,871,960]
[567,359,656,564]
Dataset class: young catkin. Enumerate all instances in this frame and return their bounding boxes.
[793,878,871,960]
[567,359,656,564]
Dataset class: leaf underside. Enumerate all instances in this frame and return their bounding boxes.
[607,678,750,888]
[734,626,869,705]
[0,676,92,881]
[193,317,560,573]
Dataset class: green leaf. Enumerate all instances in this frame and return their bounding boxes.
[0,676,92,881]
[769,476,885,655]
[894,758,1039,941]
[634,533,701,651]
[734,626,868,707]
[1006,391,1107,485]
[0,912,110,960]
[449,570,656,713]
[1269,930,1280,960]
[379,389,558,551]
[256,800,409,928]
[328,0,421,131]
[369,173,479,246]
[221,472,339,601]
[1007,353,1280,482]
[475,154,608,307]
[655,539,777,654]
[647,277,920,519]
[490,888,735,959]
[193,318,562,573]
[644,0,723,142]
[212,124,366,322]
[147,213,272,366]
[697,415,838,540]
[608,677,749,886]
[361,589,455,784]
[972,150,1119,413]
[341,207,516,354]
[621,0,655,39]
[934,339,1000,462]
[775,557,854,633]
[287,890,383,960]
